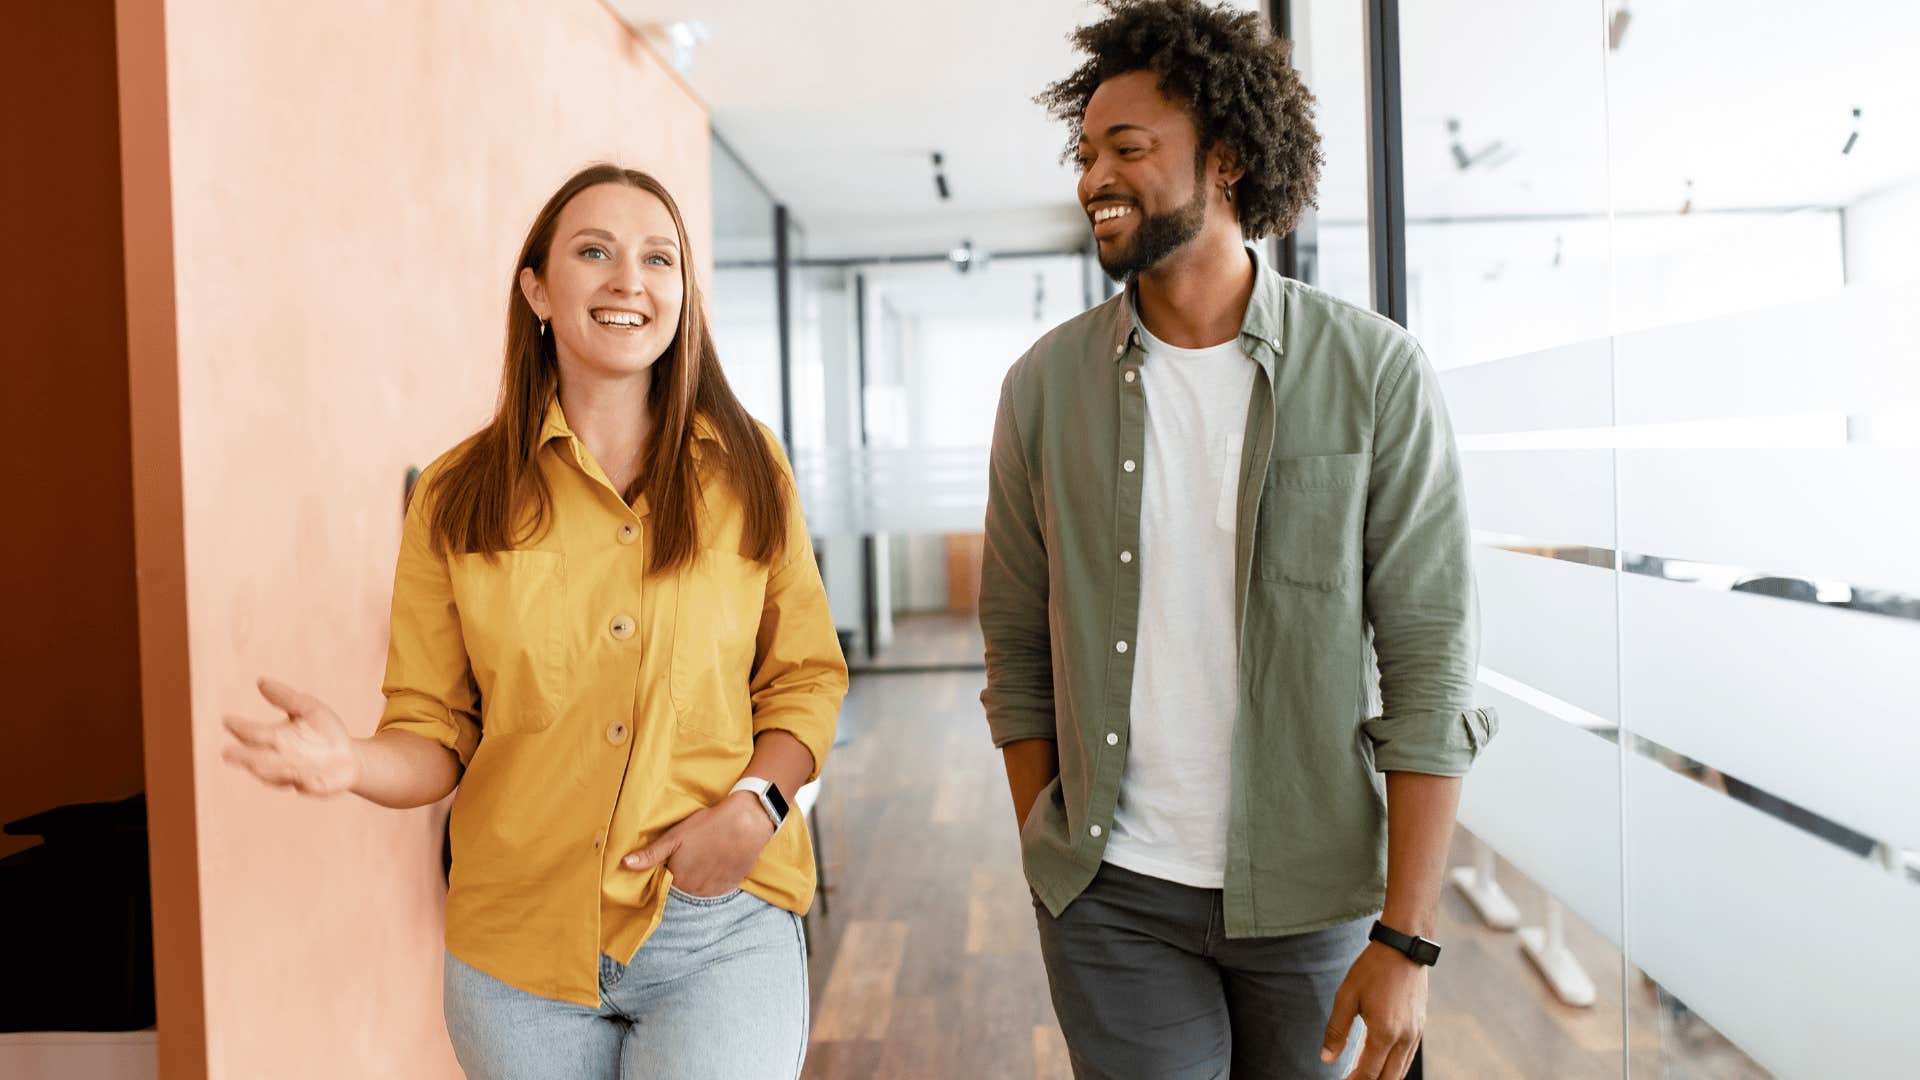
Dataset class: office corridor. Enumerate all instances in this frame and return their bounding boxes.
[800,666,1765,1079]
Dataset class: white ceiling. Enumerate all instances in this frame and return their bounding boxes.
[612,0,1261,257]
[615,0,1919,255]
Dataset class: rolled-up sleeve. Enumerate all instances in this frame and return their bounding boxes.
[377,466,482,766]
[749,443,848,783]
[1360,344,1498,775]
[979,368,1057,748]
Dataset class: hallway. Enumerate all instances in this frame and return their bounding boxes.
[800,670,1766,1078]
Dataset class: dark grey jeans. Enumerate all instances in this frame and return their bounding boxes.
[1033,861,1371,1079]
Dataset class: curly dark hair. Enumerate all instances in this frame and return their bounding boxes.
[1038,0,1322,240]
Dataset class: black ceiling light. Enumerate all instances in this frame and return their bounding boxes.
[1842,107,1862,155]
[1446,117,1513,172]
[932,151,951,200]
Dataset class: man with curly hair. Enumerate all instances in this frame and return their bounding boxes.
[977,2,1496,1078]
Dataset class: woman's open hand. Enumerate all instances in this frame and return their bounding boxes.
[221,677,361,797]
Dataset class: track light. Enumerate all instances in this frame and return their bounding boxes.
[1446,117,1513,172]
[932,152,951,201]
[1842,107,1862,155]
[1608,5,1631,51]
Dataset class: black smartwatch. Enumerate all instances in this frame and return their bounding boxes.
[1369,921,1442,966]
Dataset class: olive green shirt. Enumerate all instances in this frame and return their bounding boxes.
[979,246,1497,936]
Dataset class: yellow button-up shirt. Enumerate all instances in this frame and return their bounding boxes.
[378,399,847,1006]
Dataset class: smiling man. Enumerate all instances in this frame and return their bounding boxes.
[977,3,1497,1078]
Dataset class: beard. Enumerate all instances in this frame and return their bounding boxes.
[1095,173,1210,282]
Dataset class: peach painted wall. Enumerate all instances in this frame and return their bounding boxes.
[0,3,147,861]
[123,1,712,1075]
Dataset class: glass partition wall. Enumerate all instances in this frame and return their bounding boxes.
[1285,0,1920,1075]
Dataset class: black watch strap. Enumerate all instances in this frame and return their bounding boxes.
[1369,920,1442,966]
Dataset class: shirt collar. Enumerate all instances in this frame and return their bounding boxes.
[538,396,726,458]
[1107,243,1288,375]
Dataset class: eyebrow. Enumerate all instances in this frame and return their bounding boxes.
[1082,123,1152,145]
[568,228,679,248]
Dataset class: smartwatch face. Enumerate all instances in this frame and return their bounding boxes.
[765,782,790,822]
[1409,938,1442,966]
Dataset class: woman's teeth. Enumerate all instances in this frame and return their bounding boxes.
[592,310,647,327]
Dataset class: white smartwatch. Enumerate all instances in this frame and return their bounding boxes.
[729,776,789,832]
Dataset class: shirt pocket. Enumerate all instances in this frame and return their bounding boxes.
[448,550,568,734]
[669,548,767,746]
[1256,453,1370,592]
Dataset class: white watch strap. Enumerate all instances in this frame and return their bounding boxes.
[729,777,783,830]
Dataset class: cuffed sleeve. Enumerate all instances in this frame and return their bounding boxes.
[748,440,848,783]
[979,367,1057,748]
[1365,706,1500,776]
[377,464,482,766]
[1360,344,1492,775]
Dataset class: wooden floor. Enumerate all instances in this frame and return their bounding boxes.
[802,624,1766,1078]
[857,611,986,670]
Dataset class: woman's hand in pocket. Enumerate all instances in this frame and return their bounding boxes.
[622,793,775,897]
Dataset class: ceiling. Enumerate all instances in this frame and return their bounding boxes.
[611,0,1262,257]
[612,0,1919,255]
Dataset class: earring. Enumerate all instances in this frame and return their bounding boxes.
[539,319,548,337]
[1223,185,1234,205]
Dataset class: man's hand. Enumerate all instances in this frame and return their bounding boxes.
[1321,941,1428,1080]
[1000,738,1060,832]
[622,792,776,898]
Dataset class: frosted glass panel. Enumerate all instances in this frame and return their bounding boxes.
[1462,450,1614,549]
[1440,339,1613,436]
[1457,684,1622,941]
[1476,548,1618,722]
[793,446,988,537]
[1613,285,1920,426]
[1620,573,1920,848]
[1626,755,1920,1079]
[1617,448,1920,593]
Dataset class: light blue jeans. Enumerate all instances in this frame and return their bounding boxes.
[443,887,809,1079]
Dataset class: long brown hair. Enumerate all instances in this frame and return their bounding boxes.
[426,164,790,572]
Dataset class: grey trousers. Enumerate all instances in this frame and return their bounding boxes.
[1033,861,1371,1080]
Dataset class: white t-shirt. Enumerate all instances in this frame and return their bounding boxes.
[1102,318,1258,889]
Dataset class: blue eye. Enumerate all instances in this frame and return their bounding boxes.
[646,254,674,267]
[580,245,609,259]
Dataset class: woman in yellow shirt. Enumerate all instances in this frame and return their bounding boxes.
[222,164,847,1079]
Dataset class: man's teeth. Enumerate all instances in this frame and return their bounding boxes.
[1094,206,1134,223]
[593,311,647,327]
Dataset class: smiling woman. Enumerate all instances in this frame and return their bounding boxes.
[217,164,848,1080]
[430,165,791,575]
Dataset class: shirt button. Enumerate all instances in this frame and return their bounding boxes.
[1115,641,1128,654]
[610,615,636,640]
[1124,370,1137,383]
[1114,343,1125,356]
[1120,550,1133,564]
[1106,732,1119,746]
[607,721,629,746]
[1090,824,1103,838]
[617,522,639,545]
[1122,459,1136,473]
